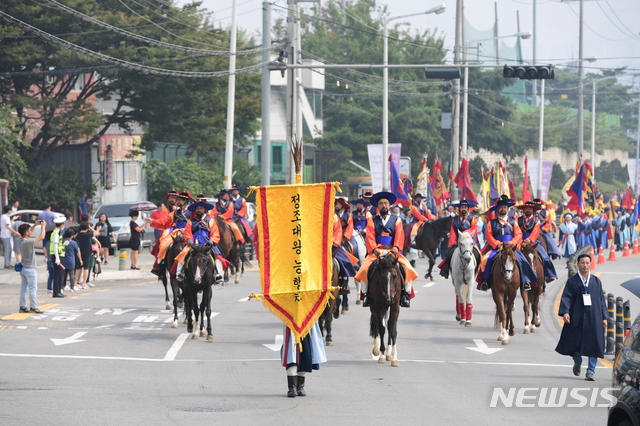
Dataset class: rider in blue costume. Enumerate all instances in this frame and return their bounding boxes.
[516,200,558,284]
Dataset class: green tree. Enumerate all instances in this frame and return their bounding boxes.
[145,157,223,202]
[0,0,262,167]
[0,105,26,179]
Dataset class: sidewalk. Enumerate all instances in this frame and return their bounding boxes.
[0,249,156,309]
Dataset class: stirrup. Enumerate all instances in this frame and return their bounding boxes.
[176,272,185,282]
[362,294,372,307]
[479,282,489,292]
[400,293,410,308]
[522,283,531,291]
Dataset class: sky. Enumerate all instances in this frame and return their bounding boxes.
[181,0,640,80]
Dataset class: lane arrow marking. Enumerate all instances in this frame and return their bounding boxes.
[465,338,503,355]
[50,332,87,346]
[263,335,283,351]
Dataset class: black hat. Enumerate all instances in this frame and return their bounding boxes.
[490,195,515,211]
[369,191,397,207]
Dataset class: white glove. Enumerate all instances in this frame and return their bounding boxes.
[55,257,60,266]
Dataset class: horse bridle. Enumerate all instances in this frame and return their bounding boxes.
[188,251,213,283]
[375,254,399,306]
[457,246,473,285]
[500,250,515,279]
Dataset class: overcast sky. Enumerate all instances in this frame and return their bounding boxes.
[183,0,640,80]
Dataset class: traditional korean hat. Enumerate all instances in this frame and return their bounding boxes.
[188,201,213,212]
[489,194,515,211]
[450,199,478,210]
[350,198,370,207]
[369,191,397,207]
[177,190,195,201]
[162,189,180,200]
[334,197,350,210]
[516,200,542,211]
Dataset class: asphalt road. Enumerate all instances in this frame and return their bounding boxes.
[0,250,637,425]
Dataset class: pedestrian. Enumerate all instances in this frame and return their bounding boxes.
[555,253,608,381]
[2,205,20,268]
[94,213,115,265]
[61,228,81,291]
[78,193,88,219]
[50,217,67,298]
[11,200,19,213]
[37,203,56,226]
[63,212,76,229]
[128,210,146,270]
[17,220,46,314]
[11,213,29,263]
[282,321,326,397]
[75,222,94,289]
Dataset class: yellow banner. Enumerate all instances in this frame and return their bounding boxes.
[249,182,340,345]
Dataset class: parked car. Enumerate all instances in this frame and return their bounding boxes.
[92,202,155,248]
[0,210,65,250]
[609,312,640,426]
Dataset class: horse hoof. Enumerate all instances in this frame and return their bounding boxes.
[178,303,184,309]
[187,328,193,333]
[465,321,472,327]
[206,335,214,341]
[165,303,172,310]
[391,360,399,367]
[386,354,393,361]
[241,273,245,277]
[326,341,334,346]
[356,300,362,305]
[497,335,504,342]
[200,330,206,337]
[509,330,515,337]
[192,334,199,340]
[459,320,466,325]
[455,314,461,321]
[183,319,188,324]
[530,326,537,333]
[341,310,347,315]
[372,348,380,357]
[501,339,510,345]
[378,355,386,364]
[523,328,530,334]
[171,321,178,328]
[424,273,430,280]
[535,321,541,327]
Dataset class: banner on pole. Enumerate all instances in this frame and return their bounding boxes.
[529,160,554,201]
[367,144,401,192]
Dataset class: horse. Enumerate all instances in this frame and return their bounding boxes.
[161,233,185,328]
[230,216,253,279]
[491,243,520,345]
[369,253,403,367]
[215,217,246,285]
[183,244,217,341]
[414,216,453,281]
[318,258,340,346]
[351,230,367,305]
[451,231,479,326]
[335,234,365,315]
[520,241,544,333]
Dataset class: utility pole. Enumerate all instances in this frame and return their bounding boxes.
[261,2,271,186]
[223,0,238,190]
[577,0,584,159]
[451,0,463,200]
[532,0,537,104]
[285,0,299,184]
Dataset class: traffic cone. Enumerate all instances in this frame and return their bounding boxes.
[608,243,617,261]
[623,240,631,257]
[590,246,597,271]
[597,245,606,264]
[634,238,640,255]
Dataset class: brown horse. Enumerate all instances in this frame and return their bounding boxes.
[414,216,453,281]
[520,241,544,333]
[162,233,185,329]
[369,253,402,366]
[491,243,520,345]
[318,258,340,346]
[215,217,246,284]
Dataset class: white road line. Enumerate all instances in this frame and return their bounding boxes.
[163,333,189,361]
[238,297,249,302]
[423,282,436,288]
[16,326,27,329]
[599,272,640,275]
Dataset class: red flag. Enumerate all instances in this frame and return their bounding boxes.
[522,155,531,203]
[509,180,517,203]
[453,158,477,202]
[622,187,633,210]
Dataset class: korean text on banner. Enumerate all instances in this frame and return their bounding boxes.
[250,182,340,345]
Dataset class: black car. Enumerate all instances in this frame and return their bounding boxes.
[609,312,640,426]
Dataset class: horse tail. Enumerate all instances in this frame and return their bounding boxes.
[369,313,379,339]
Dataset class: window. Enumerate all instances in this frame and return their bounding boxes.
[123,161,139,185]
[272,145,283,173]
[70,74,84,91]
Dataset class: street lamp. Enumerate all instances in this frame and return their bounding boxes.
[461,32,530,159]
[382,4,446,191]
[589,73,615,183]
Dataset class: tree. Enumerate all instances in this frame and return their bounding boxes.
[0,0,262,167]
[0,105,26,180]
[145,157,223,203]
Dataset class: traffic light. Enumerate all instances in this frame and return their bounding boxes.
[503,65,554,80]
[424,67,461,79]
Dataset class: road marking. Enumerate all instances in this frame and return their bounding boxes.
[131,283,146,286]
[600,358,613,368]
[16,326,27,329]
[1,303,58,320]
[163,333,189,361]
[0,325,14,331]
[38,327,48,330]
[50,331,87,346]
[423,282,436,288]
[263,335,283,351]
[465,339,503,355]
[95,324,116,329]
[96,289,109,292]
[238,297,249,302]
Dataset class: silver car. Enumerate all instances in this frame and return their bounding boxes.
[92,202,155,248]
[1,210,65,250]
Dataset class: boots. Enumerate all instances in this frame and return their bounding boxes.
[287,376,297,398]
[296,376,306,397]
[439,269,449,279]
[400,290,410,308]
[362,292,372,307]
[522,282,531,291]
[410,235,417,249]
[409,259,416,268]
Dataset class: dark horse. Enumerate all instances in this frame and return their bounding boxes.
[520,241,544,333]
[414,216,453,281]
[214,217,248,284]
[161,233,185,328]
[183,244,217,341]
[318,258,340,346]
[369,253,403,367]
[491,243,520,345]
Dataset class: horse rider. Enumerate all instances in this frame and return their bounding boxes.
[333,200,358,293]
[516,200,558,283]
[535,198,562,260]
[229,184,254,240]
[476,195,539,292]
[149,190,194,276]
[438,199,480,279]
[173,200,228,283]
[148,190,179,275]
[407,193,436,249]
[614,208,630,250]
[350,199,369,233]
[361,190,377,216]
[211,189,245,244]
[354,191,419,308]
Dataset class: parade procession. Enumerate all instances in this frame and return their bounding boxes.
[3,0,640,425]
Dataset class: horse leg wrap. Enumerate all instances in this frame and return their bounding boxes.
[466,303,473,321]
[458,302,465,319]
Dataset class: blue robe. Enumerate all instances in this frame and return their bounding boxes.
[281,322,327,372]
[555,273,608,358]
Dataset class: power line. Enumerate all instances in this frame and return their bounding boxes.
[0,11,268,78]
[468,103,577,130]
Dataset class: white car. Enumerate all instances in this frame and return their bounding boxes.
[92,202,155,248]
[1,209,65,250]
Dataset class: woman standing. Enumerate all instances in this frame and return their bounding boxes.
[94,213,115,265]
[129,210,146,270]
[75,223,94,288]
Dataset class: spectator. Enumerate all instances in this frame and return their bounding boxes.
[94,213,115,265]
[11,200,19,213]
[11,213,28,263]
[61,228,81,291]
[37,203,56,226]
[75,222,94,289]
[17,220,46,314]
[63,212,76,229]
[78,193,88,219]
[129,210,146,270]
[2,205,20,268]
[559,213,578,258]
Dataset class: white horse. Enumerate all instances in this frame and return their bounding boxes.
[451,231,479,326]
[352,230,367,304]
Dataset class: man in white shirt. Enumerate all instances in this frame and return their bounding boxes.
[2,205,20,268]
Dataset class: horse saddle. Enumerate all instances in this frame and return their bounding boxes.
[368,257,406,284]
